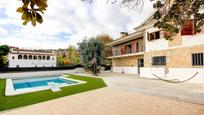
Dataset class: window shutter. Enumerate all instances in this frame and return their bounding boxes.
[131,42,136,53]
[181,20,193,35]
[164,31,169,38]
[120,45,125,55]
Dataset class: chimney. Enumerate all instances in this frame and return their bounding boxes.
[120,32,128,38]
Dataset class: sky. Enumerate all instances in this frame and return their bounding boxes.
[0,0,154,49]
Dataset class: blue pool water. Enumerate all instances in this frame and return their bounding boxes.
[13,76,78,90]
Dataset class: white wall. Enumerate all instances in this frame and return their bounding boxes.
[145,27,169,52]
[8,54,56,68]
[140,67,204,83]
[112,67,138,74]
[182,34,204,47]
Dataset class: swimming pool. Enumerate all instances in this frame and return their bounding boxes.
[5,75,86,96]
[13,77,78,90]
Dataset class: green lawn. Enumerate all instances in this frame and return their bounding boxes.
[0,75,106,111]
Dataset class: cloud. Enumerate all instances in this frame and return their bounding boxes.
[0,0,154,49]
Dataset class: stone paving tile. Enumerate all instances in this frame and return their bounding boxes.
[1,87,204,115]
[102,76,204,105]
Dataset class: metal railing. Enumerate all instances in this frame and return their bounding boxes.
[111,47,144,56]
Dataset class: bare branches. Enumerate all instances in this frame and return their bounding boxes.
[119,0,144,11]
[82,0,145,11]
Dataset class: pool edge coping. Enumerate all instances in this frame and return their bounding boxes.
[5,75,87,96]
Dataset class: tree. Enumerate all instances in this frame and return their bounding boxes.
[78,38,104,75]
[56,49,66,66]
[66,45,80,64]
[17,0,204,40]
[56,46,80,66]
[83,0,204,40]
[153,0,204,40]
[96,34,113,65]
[0,45,10,67]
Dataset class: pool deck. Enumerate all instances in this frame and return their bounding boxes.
[1,71,204,115]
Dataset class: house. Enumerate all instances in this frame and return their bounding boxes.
[107,14,204,83]
[8,47,57,68]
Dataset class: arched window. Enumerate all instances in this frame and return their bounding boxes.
[47,56,50,60]
[43,56,46,60]
[29,55,32,60]
[33,56,37,60]
[38,56,42,60]
[23,55,27,59]
[18,55,22,59]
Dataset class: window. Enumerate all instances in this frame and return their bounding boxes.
[192,53,203,66]
[38,56,42,60]
[152,56,166,65]
[47,56,50,60]
[12,56,15,59]
[23,55,27,59]
[136,42,139,52]
[43,56,46,60]
[29,55,32,60]
[148,31,160,41]
[18,55,22,59]
[52,58,54,60]
[33,56,37,60]
[125,44,132,54]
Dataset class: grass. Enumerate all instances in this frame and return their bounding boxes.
[0,74,107,111]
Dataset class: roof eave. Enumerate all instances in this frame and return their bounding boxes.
[106,31,143,46]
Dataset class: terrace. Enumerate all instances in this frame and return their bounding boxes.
[107,31,145,59]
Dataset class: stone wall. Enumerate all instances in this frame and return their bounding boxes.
[144,45,204,68]
[112,55,143,67]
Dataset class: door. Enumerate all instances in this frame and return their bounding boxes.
[138,59,144,75]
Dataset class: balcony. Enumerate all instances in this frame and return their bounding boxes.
[108,47,145,59]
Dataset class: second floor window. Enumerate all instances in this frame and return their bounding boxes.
[29,55,32,60]
[18,55,22,59]
[148,31,160,41]
[33,56,37,60]
[152,56,166,65]
[47,56,50,60]
[125,44,131,54]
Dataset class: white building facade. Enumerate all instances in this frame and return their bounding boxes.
[8,48,56,68]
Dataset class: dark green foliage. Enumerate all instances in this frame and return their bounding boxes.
[0,45,9,67]
[78,38,104,75]
[0,45,9,56]
[96,34,113,65]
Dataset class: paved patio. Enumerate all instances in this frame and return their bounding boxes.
[1,87,204,115]
[1,71,204,115]
[102,75,204,105]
